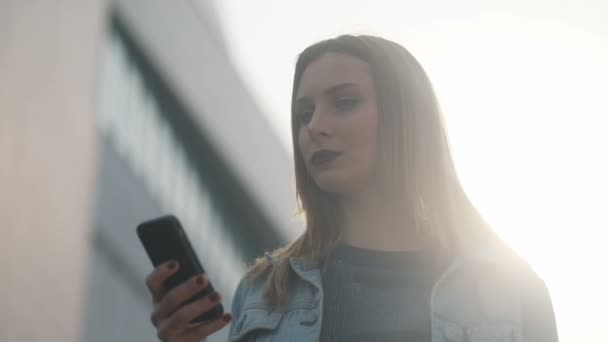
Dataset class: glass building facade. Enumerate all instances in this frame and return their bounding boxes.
[83,11,286,342]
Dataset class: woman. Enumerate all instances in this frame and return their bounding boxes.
[145,35,558,342]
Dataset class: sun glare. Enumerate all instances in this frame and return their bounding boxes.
[427,18,608,341]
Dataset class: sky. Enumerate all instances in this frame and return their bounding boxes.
[210,1,608,341]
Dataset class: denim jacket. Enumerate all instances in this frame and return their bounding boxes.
[227,247,558,342]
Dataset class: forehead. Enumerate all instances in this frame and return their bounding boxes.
[296,53,374,98]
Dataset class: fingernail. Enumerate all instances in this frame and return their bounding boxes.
[209,292,220,302]
[222,313,232,323]
[196,275,206,286]
[168,261,177,270]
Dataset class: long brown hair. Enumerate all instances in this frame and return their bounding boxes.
[247,35,497,307]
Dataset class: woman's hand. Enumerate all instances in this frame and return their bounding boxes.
[146,260,232,341]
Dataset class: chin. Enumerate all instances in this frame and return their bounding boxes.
[313,172,356,194]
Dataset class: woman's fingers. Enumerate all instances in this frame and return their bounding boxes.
[156,291,224,341]
[151,274,209,326]
[146,260,179,303]
[145,262,230,341]
[183,313,232,342]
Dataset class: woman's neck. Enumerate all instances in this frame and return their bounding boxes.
[338,186,425,252]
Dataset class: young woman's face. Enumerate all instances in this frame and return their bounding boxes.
[295,53,380,195]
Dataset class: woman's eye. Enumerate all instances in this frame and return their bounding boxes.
[297,111,313,125]
[335,98,359,111]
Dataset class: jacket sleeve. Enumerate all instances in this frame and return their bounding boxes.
[227,277,247,341]
[521,275,559,341]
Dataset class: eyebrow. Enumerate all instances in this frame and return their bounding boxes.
[295,82,359,105]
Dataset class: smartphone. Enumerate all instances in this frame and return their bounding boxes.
[136,215,224,323]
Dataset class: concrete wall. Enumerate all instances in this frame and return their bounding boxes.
[0,1,106,341]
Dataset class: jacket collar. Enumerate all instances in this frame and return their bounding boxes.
[289,256,322,291]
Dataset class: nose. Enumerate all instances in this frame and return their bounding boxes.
[306,108,332,139]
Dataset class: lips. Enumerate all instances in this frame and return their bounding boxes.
[310,150,342,167]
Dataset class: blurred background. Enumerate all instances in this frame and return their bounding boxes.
[0,0,606,341]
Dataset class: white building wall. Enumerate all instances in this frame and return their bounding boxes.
[0,1,106,341]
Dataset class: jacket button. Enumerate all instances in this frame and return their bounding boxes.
[300,314,318,326]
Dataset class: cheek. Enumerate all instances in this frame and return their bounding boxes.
[348,109,379,161]
[297,127,309,159]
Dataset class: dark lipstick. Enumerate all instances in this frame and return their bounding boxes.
[311,150,342,167]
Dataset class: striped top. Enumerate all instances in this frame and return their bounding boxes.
[319,244,445,342]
